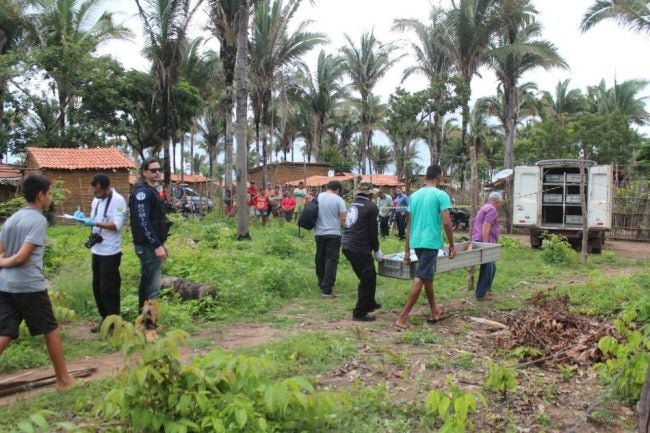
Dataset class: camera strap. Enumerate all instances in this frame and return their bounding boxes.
[92,192,113,234]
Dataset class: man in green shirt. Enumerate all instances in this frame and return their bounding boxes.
[395,164,456,330]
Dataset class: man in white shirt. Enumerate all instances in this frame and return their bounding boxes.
[76,173,127,332]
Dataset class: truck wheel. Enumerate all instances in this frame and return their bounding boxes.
[590,237,603,254]
[530,233,542,249]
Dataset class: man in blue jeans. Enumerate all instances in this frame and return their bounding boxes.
[314,180,347,297]
[394,165,456,330]
[129,158,171,317]
[471,192,502,300]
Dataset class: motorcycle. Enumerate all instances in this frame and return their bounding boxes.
[450,207,470,231]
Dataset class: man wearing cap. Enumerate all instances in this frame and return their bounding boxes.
[342,181,381,321]
[471,192,503,301]
[314,180,347,297]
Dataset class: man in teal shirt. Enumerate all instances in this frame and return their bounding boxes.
[395,164,456,329]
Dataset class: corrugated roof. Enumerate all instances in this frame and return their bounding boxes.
[27,147,134,170]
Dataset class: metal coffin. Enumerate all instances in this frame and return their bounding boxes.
[377,242,503,280]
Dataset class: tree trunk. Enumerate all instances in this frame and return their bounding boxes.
[580,159,588,264]
[235,0,251,240]
[180,133,185,182]
[467,138,480,290]
[459,101,470,191]
[190,120,196,175]
[504,80,517,169]
[224,88,234,190]
[637,366,650,433]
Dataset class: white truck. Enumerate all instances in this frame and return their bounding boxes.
[512,159,612,253]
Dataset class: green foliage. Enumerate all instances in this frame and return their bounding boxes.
[540,234,578,265]
[484,361,518,400]
[509,346,543,362]
[425,376,485,433]
[0,196,25,219]
[97,329,339,433]
[594,306,650,403]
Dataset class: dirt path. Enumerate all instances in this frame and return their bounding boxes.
[0,322,282,406]
[507,233,650,260]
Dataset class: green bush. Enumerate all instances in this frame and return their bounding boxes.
[540,234,578,265]
[97,329,340,433]
[594,306,650,403]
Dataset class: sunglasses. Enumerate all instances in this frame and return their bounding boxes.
[147,168,162,173]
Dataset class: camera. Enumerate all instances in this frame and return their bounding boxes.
[84,232,103,249]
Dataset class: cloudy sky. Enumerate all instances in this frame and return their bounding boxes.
[102,0,649,101]
[95,0,648,169]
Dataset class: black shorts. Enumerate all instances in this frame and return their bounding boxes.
[0,290,59,339]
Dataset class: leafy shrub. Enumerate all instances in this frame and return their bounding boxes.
[425,376,485,432]
[97,328,339,433]
[540,234,578,265]
[594,307,650,403]
[0,196,24,219]
[484,360,518,400]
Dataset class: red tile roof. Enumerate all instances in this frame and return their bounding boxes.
[128,173,211,185]
[286,173,403,187]
[27,147,134,170]
[0,163,21,179]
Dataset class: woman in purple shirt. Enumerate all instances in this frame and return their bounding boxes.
[471,192,503,300]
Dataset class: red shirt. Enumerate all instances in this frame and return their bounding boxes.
[247,186,258,206]
[256,195,269,210]
[281,197,296,211]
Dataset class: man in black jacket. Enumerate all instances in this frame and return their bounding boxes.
[342,181,382,321]
[129,158,171,311]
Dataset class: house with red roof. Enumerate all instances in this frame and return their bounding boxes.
[0,163,22,202]
[24,147,134,216]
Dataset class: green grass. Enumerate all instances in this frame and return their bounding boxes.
[0,215,645,432]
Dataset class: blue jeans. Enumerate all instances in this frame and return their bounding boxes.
[134,244,162,309]
[476,262,496,299]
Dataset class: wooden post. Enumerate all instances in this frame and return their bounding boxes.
[638,366,650,433]
[580,158,588,264]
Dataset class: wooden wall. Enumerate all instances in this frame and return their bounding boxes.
[23,166,131,217]
[249,163,330,187]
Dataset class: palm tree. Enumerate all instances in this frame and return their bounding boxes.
[249,0,325,184]
[293,50,347,162]
[393,5,453,164]
[135,0,202,185]
[234,0,251,239]
[178,37,221,177]
[30,0,131,133]
[540,79,588,122]
[487,0,567,168]
[436,0,501,201]
[581,0,650,34]
[370,144,393,174]
[341,30,402,174]
[208,0,244,191]
[198,105,225,178]
[587,78,649,125]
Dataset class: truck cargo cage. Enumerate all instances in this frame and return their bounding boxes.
[377,241,502,280]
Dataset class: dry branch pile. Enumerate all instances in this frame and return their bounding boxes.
[495,291,616,365]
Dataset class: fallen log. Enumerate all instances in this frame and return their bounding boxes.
[161,276,218,300]
[468,316,508,330]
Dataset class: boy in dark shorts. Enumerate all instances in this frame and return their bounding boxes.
[0,174,75,390]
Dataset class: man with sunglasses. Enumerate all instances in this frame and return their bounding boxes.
[129,158,171,318]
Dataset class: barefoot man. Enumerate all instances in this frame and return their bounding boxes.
[395,164,456,329]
